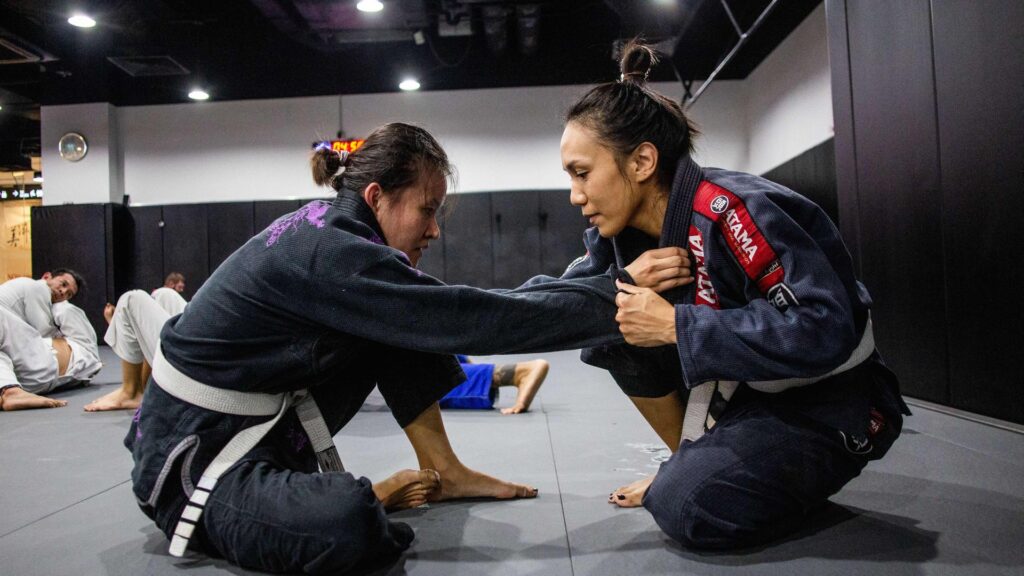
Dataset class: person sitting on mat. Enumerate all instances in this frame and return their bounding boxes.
[532,39,910,549]
[439,356,549,414]
[0,302,102,411]
[84,287,186,412]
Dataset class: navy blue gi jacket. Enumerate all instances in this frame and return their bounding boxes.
[539,156,907,436]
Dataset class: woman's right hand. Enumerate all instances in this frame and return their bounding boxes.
[624,247,693,293]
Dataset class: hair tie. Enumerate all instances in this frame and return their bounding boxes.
[333,149,349,178]
[619,70,650,83]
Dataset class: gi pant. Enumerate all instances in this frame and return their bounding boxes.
[104,290,171,365]
[0,306,59,394]
[132,348,462,575]
[641,361,903,549]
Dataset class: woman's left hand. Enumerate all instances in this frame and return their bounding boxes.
[614,280,678,347]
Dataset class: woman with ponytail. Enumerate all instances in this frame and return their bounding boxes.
[124,122,651,573]
[554,40,909,548]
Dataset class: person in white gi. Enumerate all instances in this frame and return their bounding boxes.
[84,288,187,412]
[0,269,82,337]
[0,302,102,411]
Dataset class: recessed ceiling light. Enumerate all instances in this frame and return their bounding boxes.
[68,14,97,28]
[399,78,420,91]
[188,89,210,101]
[357,0,384,13]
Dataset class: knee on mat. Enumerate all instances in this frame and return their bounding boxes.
[644,472,752,550]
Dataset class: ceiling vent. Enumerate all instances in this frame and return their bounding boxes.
[107,56,190,77]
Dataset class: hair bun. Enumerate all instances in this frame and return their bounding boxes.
[619,39,658,85]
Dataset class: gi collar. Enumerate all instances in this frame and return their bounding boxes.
[658,155,703,304]
[660,155,703,251]
[332,189,388,245]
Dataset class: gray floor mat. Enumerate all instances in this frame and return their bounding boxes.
[1,348,1022,575]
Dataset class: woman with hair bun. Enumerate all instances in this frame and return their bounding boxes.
[553,40,910,548]
[124,122,674,574]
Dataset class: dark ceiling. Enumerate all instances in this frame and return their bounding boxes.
[0,0,821,170]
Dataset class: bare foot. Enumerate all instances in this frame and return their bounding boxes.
[609,475,654,508]
[500,359,548,415]
[429,463,538,501]
[1,386,67,411]
[372,469,441,512]
[103,303,115,324]
[84,387,141,412]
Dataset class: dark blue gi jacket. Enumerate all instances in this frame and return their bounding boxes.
[538,157,908,437]
[125,191,623,553]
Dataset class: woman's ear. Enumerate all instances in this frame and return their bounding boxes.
[362,182,384,212]
[632,142,659,184]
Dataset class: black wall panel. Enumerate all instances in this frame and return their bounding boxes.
[763,139,839,226]
[826,0,862,272]
[844,0,949,405]
[127,206,164,293]
[539,190,589,277]
[491,191,541,288]
[254,200,302,234]
[932,0,1024,422]
[443,193,494,288]
[207,202,255,274]
[30,204,111,339]
[161,204,209,301]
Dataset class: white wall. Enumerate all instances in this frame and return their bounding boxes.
[38,4,830,205]
[744,3,833,175]
[119,96,338,205]
[41,103,121,204]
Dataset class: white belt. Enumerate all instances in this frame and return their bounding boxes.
[682,318,876,443]
[151,345,344,557]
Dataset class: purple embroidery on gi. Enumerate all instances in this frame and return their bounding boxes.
[265,201,329,247]
[133,407,142,439]
[286,422,310,453]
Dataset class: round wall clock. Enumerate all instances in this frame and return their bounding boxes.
[58,132,88,162]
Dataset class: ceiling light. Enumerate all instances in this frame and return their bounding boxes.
[399,78,420,91]
[33,172,43,183]
[188,89,210,101]
[357,0,384,13]
[68,14,97,28]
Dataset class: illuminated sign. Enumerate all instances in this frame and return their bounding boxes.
[313,139,366,153]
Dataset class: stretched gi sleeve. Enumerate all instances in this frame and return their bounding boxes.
[676,188,861,386]
[300,249,623,356]
[23,280,57,336]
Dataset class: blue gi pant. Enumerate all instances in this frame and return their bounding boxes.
[642,372,902,549]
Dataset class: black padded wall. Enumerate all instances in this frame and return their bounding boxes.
[540,190,589,277]
[126,206,164,293]
[827,0,1024,422]
[931,0,1024,421]
[492,191,541,288]
[443,193,494,288]
[30,204,113,339]
[161,204,209,301]
[762,139,839,225]
[208,202,255,274]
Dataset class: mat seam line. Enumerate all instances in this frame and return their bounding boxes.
[543,408,576,576]
[0,479,131,539]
